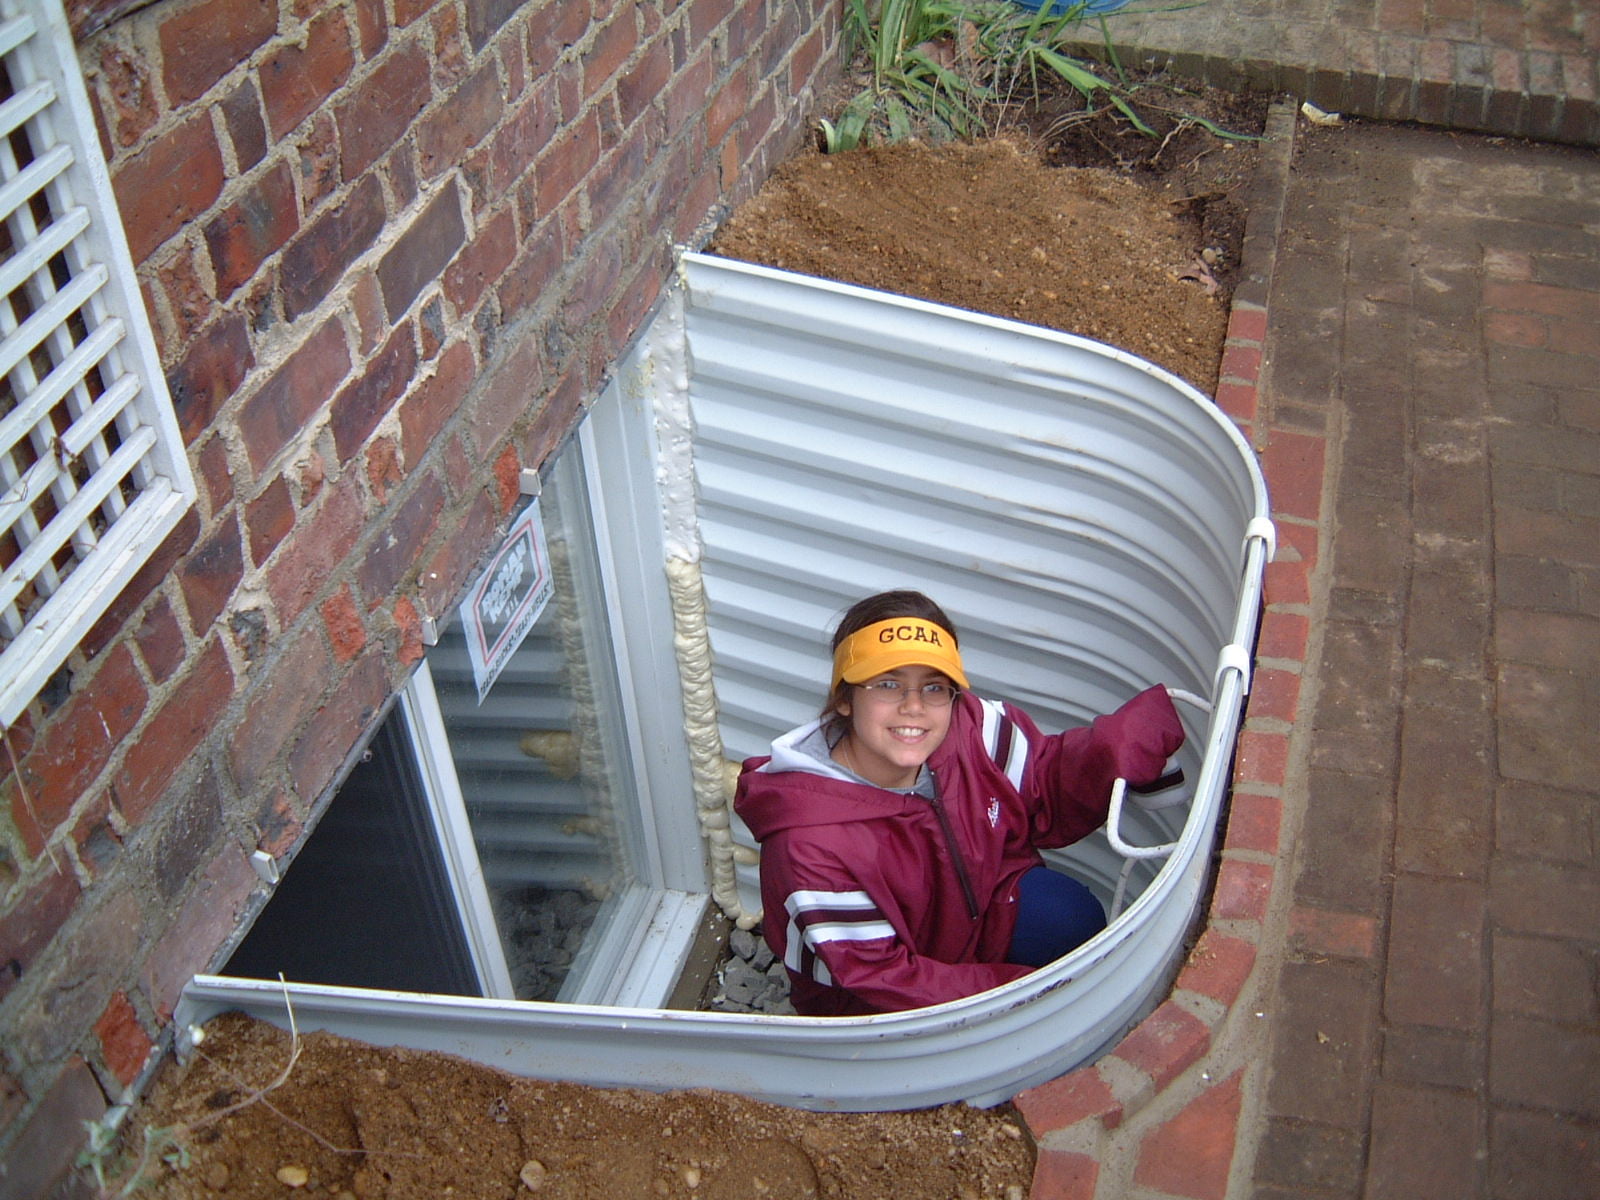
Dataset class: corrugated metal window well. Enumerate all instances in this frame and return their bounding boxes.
[182,254,1272,1112]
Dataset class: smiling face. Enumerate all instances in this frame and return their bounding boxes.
[832,665,955,789]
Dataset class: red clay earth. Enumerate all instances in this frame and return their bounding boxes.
[115,83,1266,1200]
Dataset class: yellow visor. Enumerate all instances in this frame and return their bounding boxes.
[831,617,969,691]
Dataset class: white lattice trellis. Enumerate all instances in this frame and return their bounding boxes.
[0,0,194,726]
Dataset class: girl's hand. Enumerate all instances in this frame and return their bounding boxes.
[1103,685,1185,787]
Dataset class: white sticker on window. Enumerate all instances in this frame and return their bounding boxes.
[459,501,553,703]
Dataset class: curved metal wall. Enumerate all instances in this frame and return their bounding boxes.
[180,256,1271,1112]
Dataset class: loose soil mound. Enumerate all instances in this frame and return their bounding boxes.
[123,1014,1032,1200]
[710,134,1235,392]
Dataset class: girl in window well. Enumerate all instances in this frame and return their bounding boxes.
[734,590,1184,1016]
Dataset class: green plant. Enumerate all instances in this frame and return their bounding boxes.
[823,0,998,152]
[819,0,1256,152]
[77,1110,190,1199]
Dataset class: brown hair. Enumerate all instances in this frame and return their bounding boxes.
[820,590,960,728]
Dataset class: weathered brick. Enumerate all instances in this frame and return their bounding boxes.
[492,443,521,515]
[196,433,235,518]
[1367,1083,1483,1199]
[0,1057,106,1200]
[221,77,270,169]
[167,311,254,444]
[151,763,227,905]
[177,516,245,636]
[1384,874,1484,1030]
[706,64,750,146]
[9,645,146,851]
[264,475,366,626]
[356,471,447,605]
[1490,856,1600,942]
[1112,1001,1211,1090]
[496,217,564,322]
[398,340,474,463]
[0,865,81,1003]
[1491,1108,1600,1198]
[392,594,425,665]
[534,112,602,219]
[524,0,589,76]
[152,239,213,352]
[113,637,234,826]
[12,889,143,1067]
[1234,729,1288,788]
[1014,1064,1123,1137]
[1254,1117,1364,1193]
[288,651,390,804]
[486,84,556,195]
[377,184,467,319]
[665,48,715,132]
[394,0,437,26]
[617,35,671,127]
[444,208,516,318]
[1493,933,1597,1023]
[418,489,497,618]
[228,629,332,788]
[1030,1150,1099,1200]
[1222,789,1281,855]
[467,329,544,457]
[141,849,258,1019]
[330,324,419,465]
[1382,1023,1482,1091]
[366,435,404,505]
[204,160,299,300]
[419,64,505,179]
[295,109,343,212]
[1132,1070,1244,1200]
[587,118,659,229]
[354,0,387,57]
[1289,906,1378,960]
[133,595,187,686]
[91,37,160,152]
[260,9,355,140]
[93,990,153,1088]
[583,8,638,96]
[321,585,368,663]
[1177,929,1258,1007]
[336,41,432,181]
[159,0,277,107]
[1267,960,1381,1127]
[236,317,351,473]
[465,0,525,50]
[280,173,387,320]
[245,475,296,565]
[113,110,226,263]
[82,510,200,658]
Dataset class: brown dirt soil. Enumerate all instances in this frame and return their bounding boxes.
[116,77,1264,1200]
[709,79,1265,394]
[122,1014,1033,1199]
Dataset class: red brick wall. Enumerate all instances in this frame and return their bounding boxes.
[0,0,838,1192]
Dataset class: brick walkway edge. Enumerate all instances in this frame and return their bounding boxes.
[1016,101,1320,1200]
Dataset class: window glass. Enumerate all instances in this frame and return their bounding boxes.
[423,452,643,1000]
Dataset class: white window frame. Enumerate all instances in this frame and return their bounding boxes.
[0,0,196,726]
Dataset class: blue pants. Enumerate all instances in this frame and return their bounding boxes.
[1007,865,1107,967]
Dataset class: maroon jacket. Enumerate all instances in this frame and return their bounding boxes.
[734,685,1183,1015]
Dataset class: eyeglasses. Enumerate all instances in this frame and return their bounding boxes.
[854,679,959,706]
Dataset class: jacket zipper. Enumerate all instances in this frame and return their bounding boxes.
[928,769,980,921]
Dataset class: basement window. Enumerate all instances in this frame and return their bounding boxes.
[187,255,1271,1112]
[227,418,709,1008]
[0,0,196,726]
